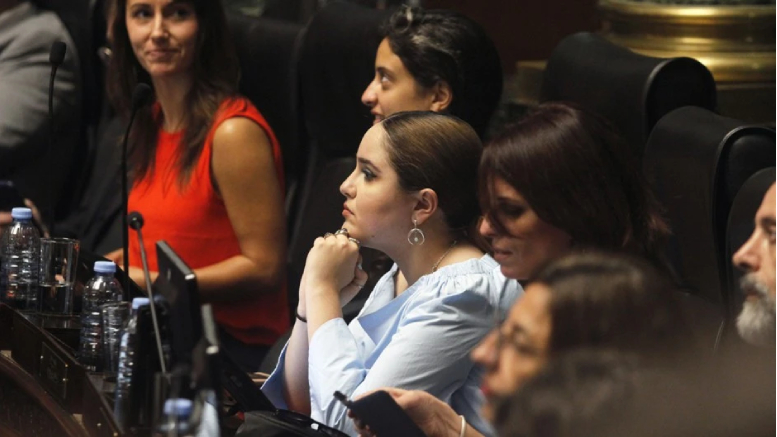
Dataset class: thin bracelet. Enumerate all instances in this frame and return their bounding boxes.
[459,415,466,437]
[295,309,307,323]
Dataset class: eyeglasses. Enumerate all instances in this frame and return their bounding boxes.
[490,281,545,359]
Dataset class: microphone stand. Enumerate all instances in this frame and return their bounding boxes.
[47,42,67,236]
[129,212,167,376]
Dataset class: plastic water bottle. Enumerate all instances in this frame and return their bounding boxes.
[0,207,40,310]
[155,398,194,437]
[115,297,149,429]
[196,391,220,437]
[77,261,123,370]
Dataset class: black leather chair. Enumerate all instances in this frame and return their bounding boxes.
[724,168,775,329]
[262,0,318,23]
[541,32,717,157]
[288,2,393,317]
[227,14,307,221]
[643,107,775,317]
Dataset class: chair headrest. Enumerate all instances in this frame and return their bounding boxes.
[298,2,392,157]
[542,32,717,155]
[228,13,306,182]
[643,106,774,304]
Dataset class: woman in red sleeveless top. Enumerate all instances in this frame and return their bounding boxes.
[105,0,288,370]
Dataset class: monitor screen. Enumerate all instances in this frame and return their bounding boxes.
[153,241,201,366]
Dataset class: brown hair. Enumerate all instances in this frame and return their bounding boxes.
[479,102,670,266]
[381,111,482,236]
[107,0,239,185]
[536,252,689,362]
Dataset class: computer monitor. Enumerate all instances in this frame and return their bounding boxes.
[153,241,275,413]
[153,241,201,367]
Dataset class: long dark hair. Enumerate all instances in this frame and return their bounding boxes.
[383,6,503,138]
[381,111,482,238]
[107,0,239,185]
[479,102,670,266]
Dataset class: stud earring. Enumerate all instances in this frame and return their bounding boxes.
[408,218,425,245]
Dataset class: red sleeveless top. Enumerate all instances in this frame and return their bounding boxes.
[128,97,289,345]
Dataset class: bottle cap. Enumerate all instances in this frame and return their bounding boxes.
[11,207,32,220]
[163,398,193,416]
[131,297,150,309]
[94,261,116,274]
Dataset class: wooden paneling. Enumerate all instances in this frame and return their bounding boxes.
[0,353,87,437]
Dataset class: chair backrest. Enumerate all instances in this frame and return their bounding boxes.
[643,106,775,310]
[725,167,776,322]
[35,0,98,126]
[541,32,717,156]
[22,0,93,224]
[287,2,392,314]
[227,13,306,220]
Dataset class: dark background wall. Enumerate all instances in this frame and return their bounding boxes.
[423,0,601,73]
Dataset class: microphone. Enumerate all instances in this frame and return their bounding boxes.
[47,41,67,235]
[128,211,144,230]
[127,210,168,376]
[121,83,153,300]
[49,41,67,65]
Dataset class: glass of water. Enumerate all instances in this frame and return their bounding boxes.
[38,238,80,315]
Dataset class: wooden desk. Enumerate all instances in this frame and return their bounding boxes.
[0,304,87,437]
[0,303,125,437]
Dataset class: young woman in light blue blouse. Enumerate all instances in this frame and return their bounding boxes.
[262,111,521,436]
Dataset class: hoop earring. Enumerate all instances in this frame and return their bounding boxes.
[408,218,425,245]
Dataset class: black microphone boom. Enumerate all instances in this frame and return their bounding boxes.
[121,83,153,300]
[47,41,67,236]
[127,210,168,376]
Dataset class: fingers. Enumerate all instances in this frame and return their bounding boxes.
[104,248,124,264]
[0,212,11,227]
[350,415,374,437]
[354,388,378,401]
[353,254,364,274]
[24,199,50,238]
[318,229,361,252]
[380,387,408,400]
[354,258,368,284]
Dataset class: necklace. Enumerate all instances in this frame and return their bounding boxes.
[432,240,458,272]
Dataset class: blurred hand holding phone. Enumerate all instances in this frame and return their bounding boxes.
[335,390,427,437]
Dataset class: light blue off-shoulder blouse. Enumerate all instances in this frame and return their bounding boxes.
[262,255,522,437]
